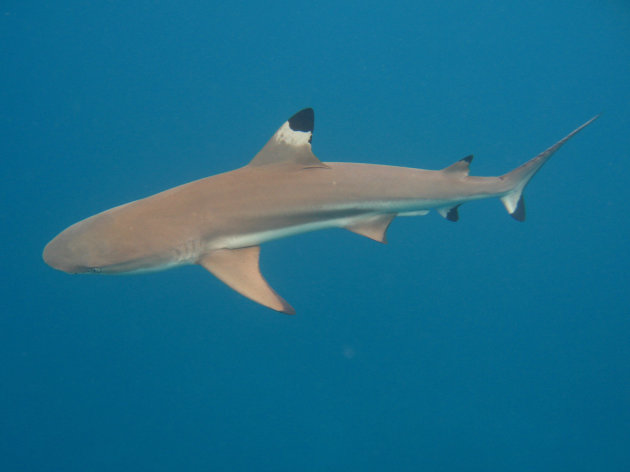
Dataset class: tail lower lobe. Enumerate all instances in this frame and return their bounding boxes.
[499,115,599,221]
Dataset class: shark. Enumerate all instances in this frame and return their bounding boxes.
[43,109,597,314]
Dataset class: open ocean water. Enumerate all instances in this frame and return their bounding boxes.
[2,1,629,470]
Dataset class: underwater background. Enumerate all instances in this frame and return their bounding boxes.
[2,1,629,470]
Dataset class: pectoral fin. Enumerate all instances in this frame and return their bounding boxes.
[199,247,295,314]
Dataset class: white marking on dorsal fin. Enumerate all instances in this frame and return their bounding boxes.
[248,108,329,168]
[345,214,396,243]
[198,246,295,314]
[442,154,473,175]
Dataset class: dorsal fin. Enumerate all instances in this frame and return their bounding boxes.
[442,154,473,175]
[248,108,328,168]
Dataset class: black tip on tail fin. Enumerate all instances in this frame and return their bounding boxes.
[510,195,526,221]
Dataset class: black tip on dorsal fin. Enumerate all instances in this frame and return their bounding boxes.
[288,108,314,133]
[248,108,326,168]
[462,154,473,164]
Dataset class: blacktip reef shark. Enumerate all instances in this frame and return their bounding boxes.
[43,109,598,314]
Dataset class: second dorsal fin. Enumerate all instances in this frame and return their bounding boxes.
[248,108,328,168]
[442,154,473,175]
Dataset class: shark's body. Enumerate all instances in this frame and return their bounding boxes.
[43,109,597,313]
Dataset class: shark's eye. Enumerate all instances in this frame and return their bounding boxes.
[89,267,102,273]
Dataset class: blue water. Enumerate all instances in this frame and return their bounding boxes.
[2,1,629,470]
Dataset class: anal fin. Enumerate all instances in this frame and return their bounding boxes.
[199,246,295,314]
[345,214,396,243]
[438,205,461,222]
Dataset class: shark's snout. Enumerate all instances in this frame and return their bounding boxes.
[43,232,90,274]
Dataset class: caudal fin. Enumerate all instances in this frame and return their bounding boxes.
[500,115,599,221]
